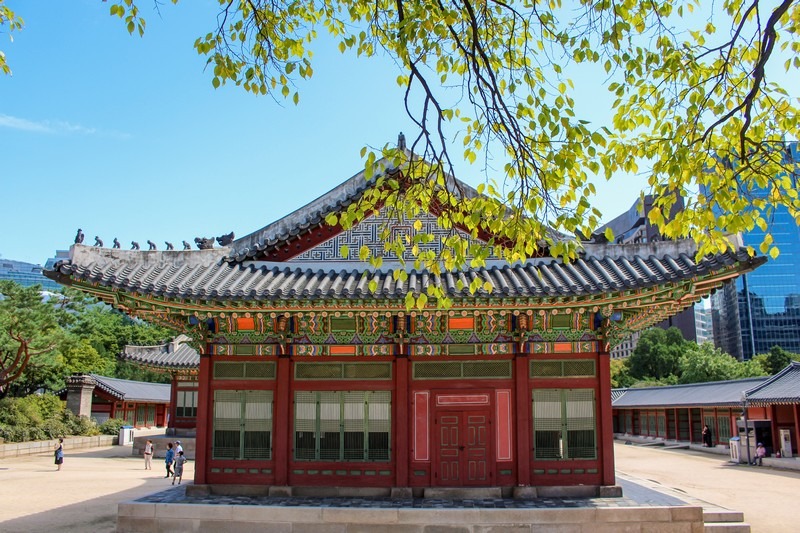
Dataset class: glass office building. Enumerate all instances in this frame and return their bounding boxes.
[712,143,800,360]
[0,257,63,292]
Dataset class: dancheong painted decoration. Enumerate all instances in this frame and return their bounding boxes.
[46,154,764,492]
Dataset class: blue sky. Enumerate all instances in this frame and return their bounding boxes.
[0,0,645,265]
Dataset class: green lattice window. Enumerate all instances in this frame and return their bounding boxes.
[145,405,155,426]
[413,360,512,379]
[212,390,272,460]
[530,359,596,378]
[657,415,666,436]
[294,391,391,462]
[176,390,197,418]
[717,416,732,441]
[213,361,276,380]
[532,389,596,460]
[295,362,391,380]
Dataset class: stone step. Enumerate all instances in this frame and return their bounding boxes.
[704,522,751,533]
[704,510,745,523]
[423,487,502,499]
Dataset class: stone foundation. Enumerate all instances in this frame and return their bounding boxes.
[117,502,705,533]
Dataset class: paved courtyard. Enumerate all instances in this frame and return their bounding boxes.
[1,442,797,532]
[614,441,800,532]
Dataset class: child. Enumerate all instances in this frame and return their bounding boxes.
[172,450,188,485]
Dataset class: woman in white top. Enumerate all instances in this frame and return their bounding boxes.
[143,440,154,470]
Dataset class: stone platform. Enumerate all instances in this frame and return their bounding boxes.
[118,487,707,532]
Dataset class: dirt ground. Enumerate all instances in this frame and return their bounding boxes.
[0,444,193,533]
[614,441,800,533]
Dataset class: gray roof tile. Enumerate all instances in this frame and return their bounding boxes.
[46,240,764,302]
[612,377,768,408]
[89,374,171,403]
[745,362,800,405]
[121,335,199,370]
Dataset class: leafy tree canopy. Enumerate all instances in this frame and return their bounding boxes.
[0,281,172,398]
[627,327,687,381]
[751,345,800,374]
[2,1,799,305]
[678,342,767,383]
[615,326,768,387]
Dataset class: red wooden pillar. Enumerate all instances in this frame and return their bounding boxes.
[794,405,800,455]
[274,356,292,486]
[395,355,409,487]
[597,349,615,486]
[168,373,178,431]
[514,353,530,486]
[194,350,212,485]
[770,405,780,454]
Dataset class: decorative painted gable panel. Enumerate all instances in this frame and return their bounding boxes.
[290,207,497,262]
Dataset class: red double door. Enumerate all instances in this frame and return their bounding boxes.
[434,408,493,486]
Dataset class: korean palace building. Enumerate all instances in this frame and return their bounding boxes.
[45,159,764,494]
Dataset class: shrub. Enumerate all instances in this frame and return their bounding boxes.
[98,418,126,436]
[65,412,99,437]
[0,394,100,442]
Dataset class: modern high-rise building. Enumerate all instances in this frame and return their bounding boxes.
[711,142,800,360]
[0,257,63,291]
[694,305,713,344]
[594,194,699,358]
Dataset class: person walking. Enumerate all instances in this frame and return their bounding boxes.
[143,440,154,470]
[54,438,64,471]
[172,450,187,485]
[164,442,175,478]
[175,440,183,455]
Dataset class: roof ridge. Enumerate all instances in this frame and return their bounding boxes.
[619,376,768,392]
[744,361,800,397]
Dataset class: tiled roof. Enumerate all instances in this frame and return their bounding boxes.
[121,335,199,370]
[45,240,764,302]
[224,159,490,263]
[745,362,800,405]
[57,374,171,403]
[610,389,627,402]
[612,377,769,408]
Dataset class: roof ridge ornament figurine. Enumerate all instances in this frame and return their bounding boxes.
[94,236,103,247]
[195,237,214,250]
[131,241,140,250]
[398,131,406,151]
[113,238,121,249]
[216,232,235,247]
[165,242,174,250]
[182,241,192,250]
[147,240,157,251]
[74,228,84,244]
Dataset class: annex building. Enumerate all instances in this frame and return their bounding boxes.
[612,362,800,459]
[45,158,764,494]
